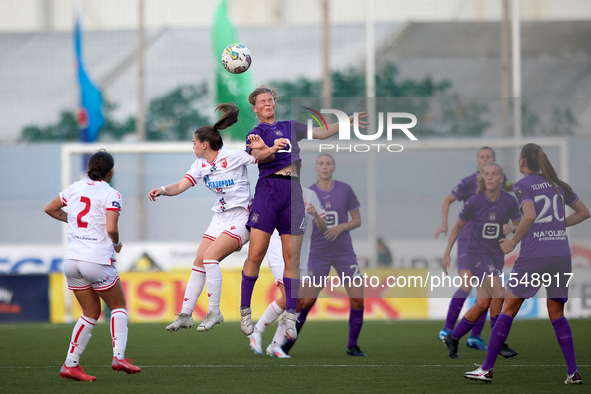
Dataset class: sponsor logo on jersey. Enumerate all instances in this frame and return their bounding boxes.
[202,163,207,168]
[515,190,523,200]
[111,201,121,209]
[221,158,228,168]
[206,179,235,189]
[251,213,260,223]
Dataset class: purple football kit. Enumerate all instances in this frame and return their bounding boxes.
[451,171,509,272]
[308,180,361,280]
[458,190,521,278]
[508,174,579,302]
[480,174,580,376]
[245,120,307,235]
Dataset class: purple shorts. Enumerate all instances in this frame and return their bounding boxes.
[507,255,571,303]
[457,236,469,273]
[467,251,503,279]
[308,253,360,283]
[247,175,305,235]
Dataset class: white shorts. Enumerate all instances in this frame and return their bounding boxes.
[267,231,284,285]
[266,232,310,285]
[63,259,120,291]
[203,207,250,251]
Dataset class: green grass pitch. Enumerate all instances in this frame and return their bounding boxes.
[0,319,589,393]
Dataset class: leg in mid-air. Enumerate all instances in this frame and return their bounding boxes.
[198,232,244,331]
[240,229,272,335]
[165,240,211,331]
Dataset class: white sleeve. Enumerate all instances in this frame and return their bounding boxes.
[185,160,202,186]
[310,190,326,218]
[235,149,258,166]
[106,188,122,212]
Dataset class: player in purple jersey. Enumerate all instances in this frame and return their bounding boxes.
[239,86,368,341]
[465,143,590,384]
[281,154,367,357]
[441,163,521,359]
[435,147,513,350]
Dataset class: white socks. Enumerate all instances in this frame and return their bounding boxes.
[65,315,96,367]
[110,308,128,360]
[203,260,222,314]
[255,300,285,334]
[181,268,206,315]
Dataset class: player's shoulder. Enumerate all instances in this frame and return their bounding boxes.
[460,171,478,185]
[334,179,353,191]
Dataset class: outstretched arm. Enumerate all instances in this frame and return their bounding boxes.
[312,112,369,140]
[246,134,276,163]
[148,177,193,201]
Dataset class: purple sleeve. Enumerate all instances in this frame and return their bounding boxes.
[245,128,263,154]
[565,190,579,207]
[509,197,522,222]
[458,197,475,222]
[291,121,308,141]
[451,178,468,201]
[513,181,532,209]
[346,185,361,212]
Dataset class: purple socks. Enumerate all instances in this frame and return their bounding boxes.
[552,316,578,374]
[283,276,300,313]
[444,288,469,331]
[451,317,476,340]
[482,313,513,370]
[348,307,364,348]
[240,271,258,308]
[470,311,487,338]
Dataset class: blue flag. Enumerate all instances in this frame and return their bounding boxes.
[74,13,104,143]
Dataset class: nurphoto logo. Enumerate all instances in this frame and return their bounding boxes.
[304,107,418,153]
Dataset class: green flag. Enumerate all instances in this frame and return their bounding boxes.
[212,0,255,141]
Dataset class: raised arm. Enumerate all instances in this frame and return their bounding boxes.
[246,134,277,163]
[311,112,369,140]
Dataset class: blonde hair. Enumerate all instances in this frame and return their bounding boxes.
[248,85,279,106]
[476,162,504,194]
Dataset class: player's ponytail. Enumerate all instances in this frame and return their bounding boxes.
[476,162,504,194]
[87,149,114,181]
[520,143,573,204]
[194,102,239,151]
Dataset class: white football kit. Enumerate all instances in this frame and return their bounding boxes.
[184,145,258,248]
[59,178,122,291]
[267,187,326,284]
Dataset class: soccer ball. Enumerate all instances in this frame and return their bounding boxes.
[221,43,252,74]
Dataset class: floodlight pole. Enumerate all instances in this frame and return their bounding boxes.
[136,0,146,240]
[365,0,377,268]
[321,0,331,108]
[512,0,522,181]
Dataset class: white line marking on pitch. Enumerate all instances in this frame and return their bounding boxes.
[2,364,589,369]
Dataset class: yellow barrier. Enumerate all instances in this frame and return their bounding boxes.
[50,268,428,323]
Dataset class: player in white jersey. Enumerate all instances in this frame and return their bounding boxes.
[248,188,326,358]
[149,103,269,333]
[44,149,140,381]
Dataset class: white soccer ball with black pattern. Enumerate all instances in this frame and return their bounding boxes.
[221,43,252,74]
